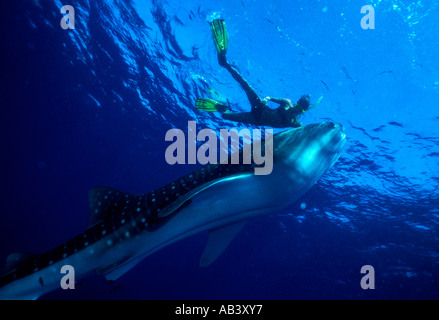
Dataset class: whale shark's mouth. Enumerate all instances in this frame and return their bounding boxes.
[325,124,346,168]
[325,123,346,154]
[335,125,347,152]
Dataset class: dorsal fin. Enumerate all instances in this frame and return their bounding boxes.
[3,253,34,273]
[199,221,246,267]
[88,186,137,226]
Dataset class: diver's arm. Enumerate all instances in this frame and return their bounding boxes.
[264,97,293,107]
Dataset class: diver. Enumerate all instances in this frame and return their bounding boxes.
[196,19,321,128]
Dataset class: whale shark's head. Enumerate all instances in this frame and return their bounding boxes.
[272,122,346,187]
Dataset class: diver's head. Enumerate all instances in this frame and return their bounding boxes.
[296,95,310,112]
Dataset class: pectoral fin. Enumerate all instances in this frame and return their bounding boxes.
[199,221,246,267]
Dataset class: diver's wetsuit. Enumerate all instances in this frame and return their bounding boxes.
[217,53,309,128]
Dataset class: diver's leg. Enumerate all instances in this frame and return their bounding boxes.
[221,111,256,125]
[222,62,263,111]
[211,19,263,112]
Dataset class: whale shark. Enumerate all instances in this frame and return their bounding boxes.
[0,122,346,299]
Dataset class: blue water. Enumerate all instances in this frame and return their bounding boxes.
[1,0,438,299]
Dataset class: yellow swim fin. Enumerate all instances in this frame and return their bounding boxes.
[196,98,230,112]
[210,19,228,55]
